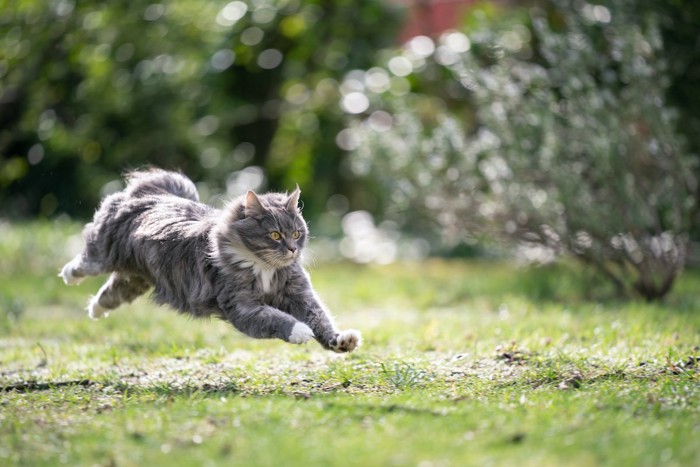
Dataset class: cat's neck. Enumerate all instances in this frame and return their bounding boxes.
[212,238,273,272]
[211,240,281,294]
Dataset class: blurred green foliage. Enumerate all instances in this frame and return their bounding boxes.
[0,0,401,220]
[343,0,700,299]
[2,0,699,300]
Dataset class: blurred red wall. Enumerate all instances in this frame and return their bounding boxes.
[393,0,477,42]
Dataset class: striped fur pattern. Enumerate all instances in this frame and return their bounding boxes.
[60,168,360,353]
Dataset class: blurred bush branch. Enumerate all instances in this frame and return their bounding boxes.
[344,0,699,300]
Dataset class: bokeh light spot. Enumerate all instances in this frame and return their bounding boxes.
[342,92,370,114]
[257,49,283,69]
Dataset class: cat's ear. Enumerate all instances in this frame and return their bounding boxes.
[245,190,265,217]
[286,186,301,212]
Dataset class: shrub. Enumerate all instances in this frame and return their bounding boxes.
[345,0,698,300]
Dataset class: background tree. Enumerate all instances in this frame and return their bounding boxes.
[0,0,401,220]
[650,0,700,252]
[1,1,215,216]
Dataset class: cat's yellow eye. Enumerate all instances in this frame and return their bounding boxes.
[270,231,282,241]
[292,231,301,239]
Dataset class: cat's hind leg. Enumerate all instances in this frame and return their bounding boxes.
[59,254,106,285]
[88,273,151,319]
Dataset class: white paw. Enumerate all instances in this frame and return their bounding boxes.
[59,262,83,285]
[330,329,362,353]
[87,296,108,320]
[288,322,315,344]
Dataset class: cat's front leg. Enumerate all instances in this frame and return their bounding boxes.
[281,289,362,353]
[304,306,362,353]
[288,321,315,344]
[221,299,314,345]
[327,329,362,353]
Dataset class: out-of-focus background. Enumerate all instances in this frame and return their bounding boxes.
[2,0,699,300]
[3,3,700,465]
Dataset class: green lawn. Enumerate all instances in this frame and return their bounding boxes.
[1,221,699,466]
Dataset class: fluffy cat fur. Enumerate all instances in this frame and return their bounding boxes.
[59,168,361,353]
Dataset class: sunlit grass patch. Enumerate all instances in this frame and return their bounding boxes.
[1,221,699,466]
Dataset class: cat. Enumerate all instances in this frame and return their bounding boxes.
[59,168,361,353]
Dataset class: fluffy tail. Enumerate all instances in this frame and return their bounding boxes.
[124,168,199,202]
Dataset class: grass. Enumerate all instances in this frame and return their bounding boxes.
[1,220,699,466]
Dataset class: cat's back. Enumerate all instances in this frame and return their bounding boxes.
[128,194,216,241]
[86,191,217,269]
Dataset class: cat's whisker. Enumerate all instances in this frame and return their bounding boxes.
[302,248,318,268]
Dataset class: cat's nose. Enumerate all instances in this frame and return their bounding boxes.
[287,244,297,253]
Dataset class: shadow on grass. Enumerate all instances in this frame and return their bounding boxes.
[0,378,241,396]
[0,379,95,392]
[4,355,695,399]
[490,350,699,391]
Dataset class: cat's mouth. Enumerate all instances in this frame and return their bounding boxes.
[259,250,298,269]
[282,250,298,264]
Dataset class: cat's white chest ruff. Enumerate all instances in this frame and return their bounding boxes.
[257,268,276,294]
[239,259,276,294]
[219,245,278,294]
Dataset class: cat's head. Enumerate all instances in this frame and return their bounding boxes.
[223,188,308,269]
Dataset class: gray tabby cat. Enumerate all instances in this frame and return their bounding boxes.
[59,168,361,353]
